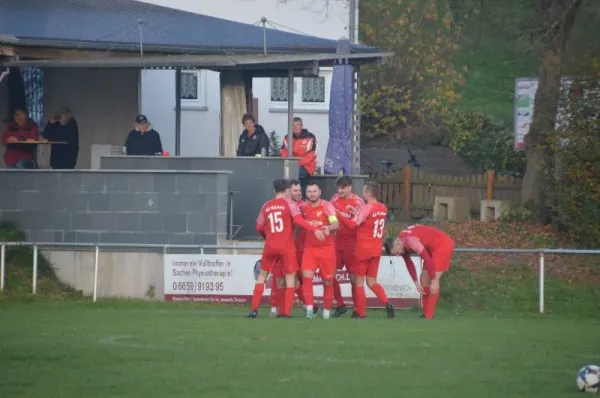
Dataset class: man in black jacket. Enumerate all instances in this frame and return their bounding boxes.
[125,115,163,156]
[43,107,79,169]
[236,114,270,157]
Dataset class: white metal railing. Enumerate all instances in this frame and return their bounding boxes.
[1,241,599,313]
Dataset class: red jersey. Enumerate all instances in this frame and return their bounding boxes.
[331,193,365,247]
[353,201,388,259]
[256,197,302,254]
[398,225,451,255]
[302,199,337,249]
[294,201,308,252]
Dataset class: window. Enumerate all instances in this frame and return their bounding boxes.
[269,69,331,110]
[301,77,326,103]
[181,71,199,100]
[178,70,207,109]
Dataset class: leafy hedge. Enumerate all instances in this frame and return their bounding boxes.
[445,111,526,177]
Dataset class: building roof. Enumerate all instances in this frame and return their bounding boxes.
[0,0,377,55]
[1,52,392,73]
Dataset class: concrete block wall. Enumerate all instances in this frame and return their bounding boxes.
[0,169,230,247]
[100,156,300,239]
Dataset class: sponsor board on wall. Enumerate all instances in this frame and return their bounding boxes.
[164,254,423,308]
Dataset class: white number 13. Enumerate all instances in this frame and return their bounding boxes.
[268,211,284,233]
[373,219,385,238]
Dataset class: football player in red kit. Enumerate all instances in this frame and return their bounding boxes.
[330,176,365,317]
[249,179,325,318]
[384,224,455,319]
[301,181,339,320]
[269,179,319,316]
[336,181,394,319]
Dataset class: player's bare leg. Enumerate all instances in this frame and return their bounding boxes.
[249,270,270,318]
[420,270,444,319]
[322,278,334,319]
[353,275,367,318]
[366,276,394,319]
[302,269,316,319]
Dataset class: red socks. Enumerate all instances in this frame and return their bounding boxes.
[422,286,440,319]
[302,277,314,306]
[276,287,285,315]
[354,285,367,317]
[351,283,356,307]
[251,283,265,311]
[283,287,295,316]
[332,277,344,307]
[369,283,389,306]
[323,284,334,311]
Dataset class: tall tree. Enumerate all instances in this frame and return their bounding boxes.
[521,0,584,223]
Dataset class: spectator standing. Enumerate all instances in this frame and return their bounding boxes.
[236,114,270,157]
[43,107,79,169]
[124,115,163,156]
[280,117,317,195]
[1,108,39,169]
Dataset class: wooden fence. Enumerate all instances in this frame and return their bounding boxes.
[376,166,522,218]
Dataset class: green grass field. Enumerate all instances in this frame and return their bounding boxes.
[0,301,598,398]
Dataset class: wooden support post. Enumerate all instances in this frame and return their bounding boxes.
[402,165,412,218]
[486,170,495,201]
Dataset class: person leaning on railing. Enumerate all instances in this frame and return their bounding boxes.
[1,107,39,169]
[280,117,317,195]
[236,114,270,157]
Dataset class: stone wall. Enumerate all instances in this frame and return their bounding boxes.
[100,156,299,239]
[0,169,230,247]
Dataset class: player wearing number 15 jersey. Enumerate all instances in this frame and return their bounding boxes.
[249,179,324,319]
[336,182,394,319]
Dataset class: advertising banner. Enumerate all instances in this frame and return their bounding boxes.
[164,254,422,308]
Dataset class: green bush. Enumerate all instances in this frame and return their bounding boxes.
[547,96,600,247]
[446,111,526,177]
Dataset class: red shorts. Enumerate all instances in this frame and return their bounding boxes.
[301,248,336,281]
[430,241,454,272]
[336,247,355,272]
[354,256,381,278]
[260,251,298,277]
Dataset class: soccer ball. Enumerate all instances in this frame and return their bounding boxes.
[576,365,600,393]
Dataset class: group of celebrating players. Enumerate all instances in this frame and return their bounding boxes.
[248,176,455,320]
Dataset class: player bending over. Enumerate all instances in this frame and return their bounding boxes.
[336,181,394,319]
[301,181,339,320]
[330,176,365,317]
[384,224,455,319]
[249,179,325,318]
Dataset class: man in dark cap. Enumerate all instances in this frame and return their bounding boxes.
[124,114,163,156]
[43,107,79,169]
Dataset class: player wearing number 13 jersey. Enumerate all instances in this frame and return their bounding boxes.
[248,179,323,319]
[336,182,394,319]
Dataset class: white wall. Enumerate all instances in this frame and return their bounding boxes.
[138,0,351,168]
[44,68,139,169]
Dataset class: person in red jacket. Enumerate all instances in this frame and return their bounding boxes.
[280,117,317,196]
[2,108,39,169]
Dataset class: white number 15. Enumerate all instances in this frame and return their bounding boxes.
[268,211,283,233]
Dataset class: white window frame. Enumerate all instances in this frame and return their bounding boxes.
[179,70,208,111]
[269,67,332,111]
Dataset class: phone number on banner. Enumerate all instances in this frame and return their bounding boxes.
[171,281,225,293]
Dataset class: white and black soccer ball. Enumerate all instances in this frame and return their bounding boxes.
[576,365,600,393]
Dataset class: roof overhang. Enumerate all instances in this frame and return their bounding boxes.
[0,52,392,74]
[0,35,379,57]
